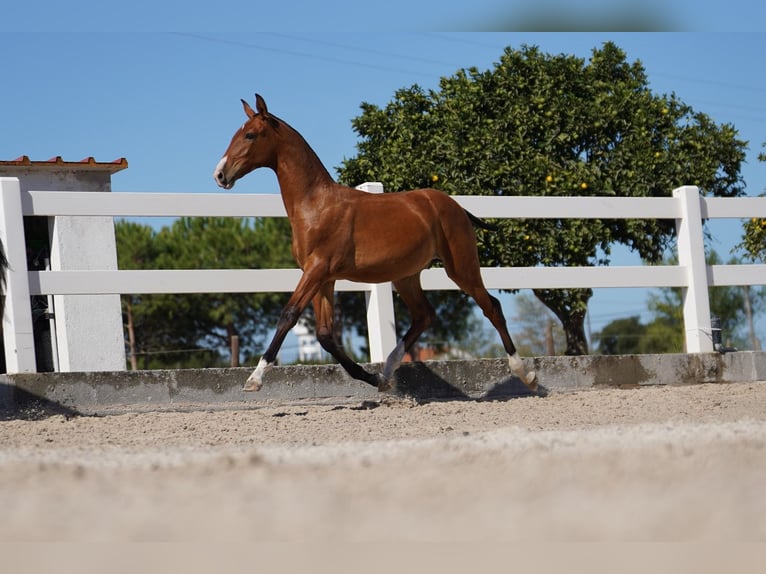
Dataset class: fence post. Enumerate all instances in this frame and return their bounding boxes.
[0,177,37,372]
[674,185,713,352]
[355,182,398,363]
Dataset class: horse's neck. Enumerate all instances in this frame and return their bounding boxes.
[274,126,335,216]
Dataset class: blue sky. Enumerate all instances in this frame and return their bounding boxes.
[2,30,765,353]
[5,1,766,32]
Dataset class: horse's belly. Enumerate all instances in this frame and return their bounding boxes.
[345,240,434,283]
[342,266,425,284]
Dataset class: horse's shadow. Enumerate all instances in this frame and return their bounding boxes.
[392,362,548,402]
[483,376,549,400]
[0,384,82,421]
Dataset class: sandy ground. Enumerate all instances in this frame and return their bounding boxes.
[1,382,765,542]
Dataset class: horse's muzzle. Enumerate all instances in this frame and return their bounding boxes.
[213,157,234,189]
[214,171,234,190]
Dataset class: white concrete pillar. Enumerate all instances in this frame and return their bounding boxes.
[48,214,126,371]
[674,185,713,352]
[0,177,37,372]
[356,182,398,363]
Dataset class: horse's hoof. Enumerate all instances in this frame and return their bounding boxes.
[243,358,271,391]
[377,375,397,393]
[524,371,538,393]
[242,373,263,392]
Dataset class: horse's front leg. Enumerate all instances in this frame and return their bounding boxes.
[244,269,323,391]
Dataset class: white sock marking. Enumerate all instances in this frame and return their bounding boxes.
[508,352,536,387]
[508,352,524,373]
[244,357,272,391]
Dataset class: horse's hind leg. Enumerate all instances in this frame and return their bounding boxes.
[378,274,436,392]
[313,283,381,387]
[444,255,537,391]
[486,292,537,390]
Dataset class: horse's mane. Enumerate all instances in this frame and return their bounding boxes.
[271,113,334,183]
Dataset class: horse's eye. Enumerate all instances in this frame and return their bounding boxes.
[244,132,256,141]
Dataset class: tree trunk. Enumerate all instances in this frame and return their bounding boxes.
[126,297,138,370]
[559,313,589,355]
[227,323,240,367]
[545,319,555,355]
[742,286,761,350]
[230,334,240,367]
[533,287,591,355]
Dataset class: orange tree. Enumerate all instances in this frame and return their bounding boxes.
[739,144,766,263]
[339,42,747,355]
[741,210,766,263]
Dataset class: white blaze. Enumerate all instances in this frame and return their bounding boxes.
[213,155,228,186]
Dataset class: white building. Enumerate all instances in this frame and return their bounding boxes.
[0,155,127,372]
[292,318,323,362]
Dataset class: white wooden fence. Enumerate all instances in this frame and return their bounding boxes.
[2,177,766,373]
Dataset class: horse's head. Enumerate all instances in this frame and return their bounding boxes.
[214,94,280,189]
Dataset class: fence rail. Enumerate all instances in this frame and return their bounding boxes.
[2,178,766,373]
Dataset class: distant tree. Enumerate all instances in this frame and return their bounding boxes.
[508,292,567,356]
[594,316,647,355]
[116,217,295,368]
[596,250,763,354]
[339,41,747,355]
[403,309,508,360]
[642,287,686,353]
[115,221,168,369]
[648,250,762,351]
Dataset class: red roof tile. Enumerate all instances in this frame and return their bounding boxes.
[0,155,128,173]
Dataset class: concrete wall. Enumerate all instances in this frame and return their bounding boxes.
[2,352,764,415]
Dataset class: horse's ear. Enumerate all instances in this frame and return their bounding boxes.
[241,98,256,119]
[255,94,268,117]
[255,93,279,127]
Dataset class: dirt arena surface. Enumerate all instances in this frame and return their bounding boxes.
[1,382,765,542]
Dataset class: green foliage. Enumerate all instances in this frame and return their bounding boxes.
[594,316,647,355]
[644,279,754,353]
[116,217,295,369]
[737,143,766,263]
[595,250,763,354]
[339,41,747,355]
[740,212,766,263]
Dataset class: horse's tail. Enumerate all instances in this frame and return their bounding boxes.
[464,209,499,232]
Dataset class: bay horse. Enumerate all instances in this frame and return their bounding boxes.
[214,94,536,393]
